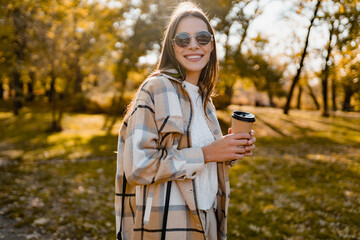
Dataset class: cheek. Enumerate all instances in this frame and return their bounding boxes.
[204,46,213,60]
[174,47,183,62]
[209,43,214,54]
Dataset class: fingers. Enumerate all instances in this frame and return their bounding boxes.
[228,130,256,159]
[245,144,255,152]
[233,145,246,154]
[225,134,252,147]
[216,130,256,161]
[234,154,245,159]
[244,142,255,157]
[247,136,256,145]
[231,132,251,139]
[229,150,245,159]
[244,151,253,157]
[231,138,249,147]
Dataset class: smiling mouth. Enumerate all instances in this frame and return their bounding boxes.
[185,55,203,60]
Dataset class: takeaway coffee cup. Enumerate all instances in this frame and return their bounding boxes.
[231,110,256,134]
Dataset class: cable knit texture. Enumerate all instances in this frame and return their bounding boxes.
[183,80,218,210]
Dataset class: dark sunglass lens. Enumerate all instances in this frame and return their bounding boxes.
[196,31,212,45]
[175,33,191,47]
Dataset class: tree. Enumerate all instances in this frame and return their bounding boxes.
[316,0,360,114]
[214,0,263,108]
[337,46,360,111]
[305,79,321,110]
[9,6,29,114]
[27,0,120,130]
[321,20,334,117]
[333,0,360,111]
[103,0,169,132]
[283,0,321,115]
[233,35,285,107]
[330,65,337,111]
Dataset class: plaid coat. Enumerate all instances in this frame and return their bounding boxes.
[115,72,231,240]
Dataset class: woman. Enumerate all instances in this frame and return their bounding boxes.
[115,2,256,240]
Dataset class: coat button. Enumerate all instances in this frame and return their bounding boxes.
[214,129,219,134]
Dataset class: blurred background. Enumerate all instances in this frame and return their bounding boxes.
[0,0,359,239]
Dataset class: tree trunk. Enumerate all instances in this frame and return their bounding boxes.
[50,60,74,132]
[342,86,353,111]
[321,21,334,117]
[50,76,61,131]
[283,0,321,114]
[13,70,23,115]
[72,13,83,94]
[0,79,3,99]
[8,80,13,97]
[238,23,249,54]
[49,61,63,131]
[306,83,320,110]
[26,71,35,101]
[296,85,302,109]
[224,84,233,107]
[102,92,120,131]
[49,68,56,102]
[106,93,125,135]
[73,57,83,93]
[12,7,27,115]
[331,77,337,111]
[322,76,329,117]
[268,91,275,107]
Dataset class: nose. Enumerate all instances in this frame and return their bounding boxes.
[187,36,199,49]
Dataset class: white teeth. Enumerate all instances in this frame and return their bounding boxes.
[186,55,201,59]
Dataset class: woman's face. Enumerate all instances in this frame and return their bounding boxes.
[173,16,213,78]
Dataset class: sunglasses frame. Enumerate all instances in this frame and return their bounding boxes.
[172,30,214,48]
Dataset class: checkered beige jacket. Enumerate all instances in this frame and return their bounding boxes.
[115,71,231,240]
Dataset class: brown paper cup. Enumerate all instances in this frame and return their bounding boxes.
[231,111,256,133]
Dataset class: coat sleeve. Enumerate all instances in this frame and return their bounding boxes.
[122,95,205,186]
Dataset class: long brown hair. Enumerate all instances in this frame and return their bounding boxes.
[124,2,218,120]
[155,1,218,111]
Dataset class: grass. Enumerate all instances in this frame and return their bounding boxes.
[0,101,359,239]
[0,102,119,239]
[225,106,360,239]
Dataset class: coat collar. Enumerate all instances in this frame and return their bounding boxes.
[160,68,209,99]
[159,68,183,83]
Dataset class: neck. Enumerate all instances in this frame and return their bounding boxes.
[185,71,200,86]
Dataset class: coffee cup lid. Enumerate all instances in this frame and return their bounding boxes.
[232,110,256,122]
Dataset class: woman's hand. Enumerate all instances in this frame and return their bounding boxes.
[202,129,256,163]
[229,128,256,157]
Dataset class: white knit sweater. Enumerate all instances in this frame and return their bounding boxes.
[183,80,218,210]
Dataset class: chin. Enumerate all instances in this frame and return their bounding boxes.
[182,62,207,74]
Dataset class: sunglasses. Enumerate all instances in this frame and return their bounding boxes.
[173,31,214,48]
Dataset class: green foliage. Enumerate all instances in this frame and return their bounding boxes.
[1,0,360,119]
